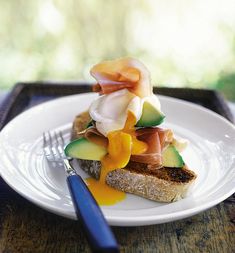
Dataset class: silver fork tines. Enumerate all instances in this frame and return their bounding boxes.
[43,131,66,167]
[43,130,75,174]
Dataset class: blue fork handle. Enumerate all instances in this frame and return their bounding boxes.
[67,174,119,253]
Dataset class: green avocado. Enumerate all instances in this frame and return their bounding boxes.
[162,145,184,168]
[136,101,165,127]
[64,137,107,161]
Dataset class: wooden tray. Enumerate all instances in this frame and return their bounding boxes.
[0,82,234,253]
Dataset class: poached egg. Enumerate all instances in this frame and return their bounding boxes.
[89,88,161,136]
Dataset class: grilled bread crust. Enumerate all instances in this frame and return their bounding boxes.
[72,112,197,202]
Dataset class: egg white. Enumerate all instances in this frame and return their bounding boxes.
[89,89,161,136]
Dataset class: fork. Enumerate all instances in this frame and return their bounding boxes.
[43,131,119,253]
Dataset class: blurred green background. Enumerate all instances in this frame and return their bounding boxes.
[1,0,235,100]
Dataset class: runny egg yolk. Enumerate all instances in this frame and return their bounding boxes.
[85,111,148,205]
[101,110,147,179]
[85,177,125,205]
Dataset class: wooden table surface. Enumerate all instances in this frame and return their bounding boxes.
[0,185,234,253]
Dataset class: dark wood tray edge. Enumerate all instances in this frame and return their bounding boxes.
[0,82,234,131]
[0,81,93,130]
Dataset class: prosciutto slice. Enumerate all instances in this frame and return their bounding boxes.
[90,57,152,98]
[83,127,108,148]
[131,128,173,165]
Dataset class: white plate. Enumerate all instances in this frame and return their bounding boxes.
[0,93,234,226]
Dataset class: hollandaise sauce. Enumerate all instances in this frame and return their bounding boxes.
[85,111,147,205]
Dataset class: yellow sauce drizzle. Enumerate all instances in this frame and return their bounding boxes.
[86,177,125,205]
[85,111,147,205]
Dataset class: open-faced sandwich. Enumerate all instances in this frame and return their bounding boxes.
[65,57,197,204]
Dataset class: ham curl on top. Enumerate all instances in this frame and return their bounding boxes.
[90,57,152,98]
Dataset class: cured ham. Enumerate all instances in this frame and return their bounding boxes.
[83,127,108,148]
[131,128,173,165]
[90,57,152,98]
[136,127,173,149]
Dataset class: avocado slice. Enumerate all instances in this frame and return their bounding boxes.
[65,137,107,161]
[162,145,184,168]
[86,120,93,128]
[86,120,96,128]
[136,101,165,127]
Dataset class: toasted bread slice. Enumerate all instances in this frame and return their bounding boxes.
[106,164,196,202]
[72,112,197,202]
